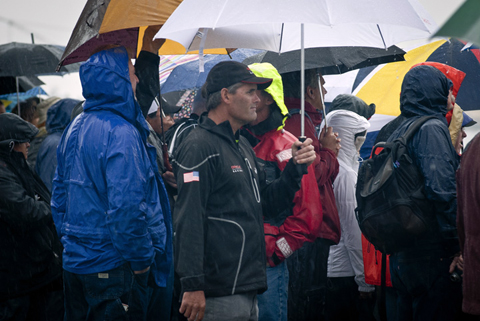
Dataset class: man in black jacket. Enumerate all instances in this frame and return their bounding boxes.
[173,61,317,321]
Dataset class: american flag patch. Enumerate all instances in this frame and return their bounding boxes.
[183,171,199,183]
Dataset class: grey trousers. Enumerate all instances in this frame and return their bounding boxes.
[204,291,258,321]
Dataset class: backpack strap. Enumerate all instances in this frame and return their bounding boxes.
[289,108,313,124]
[401,115,437,142]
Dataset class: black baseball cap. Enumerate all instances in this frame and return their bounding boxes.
[203,61,273,97]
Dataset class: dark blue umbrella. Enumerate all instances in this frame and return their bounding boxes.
[161,48,262,94]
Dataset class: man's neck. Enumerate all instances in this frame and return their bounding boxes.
[208,108,242,134]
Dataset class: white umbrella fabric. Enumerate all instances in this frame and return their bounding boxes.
[155,0,436,135]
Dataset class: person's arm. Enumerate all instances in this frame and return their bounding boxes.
[135,25,166,117]
[104,129,159,273]
[51,152,66,237]
[259,138,316,220]
[266,163,323,266]
[173,136,216,320]
[0,163,51,230]
[413,121,459,254]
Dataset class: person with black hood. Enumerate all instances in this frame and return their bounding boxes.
[35,98,80,192]
[385,65,462,320]
[0,113,63,320]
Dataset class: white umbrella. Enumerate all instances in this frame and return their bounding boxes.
[155,0,436,135]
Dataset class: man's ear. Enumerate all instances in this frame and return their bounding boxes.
[220,88,230,103]
[265,94,274,106]
[306,86,315,100]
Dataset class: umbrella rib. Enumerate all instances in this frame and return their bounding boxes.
[376,24,387,50]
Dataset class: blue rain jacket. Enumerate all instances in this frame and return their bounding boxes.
[388,65,459,255]
[36,99,79,192]
[51,47,172,286]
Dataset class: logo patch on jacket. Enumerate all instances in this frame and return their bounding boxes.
[276,149,292,163]
[183,171,199,183]
[231,165,243,173]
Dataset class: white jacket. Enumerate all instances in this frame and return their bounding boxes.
[324,109,374,292]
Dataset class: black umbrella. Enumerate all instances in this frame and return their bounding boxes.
[0,76,44,95]
[0,42,80,77]
[242,45,406,76]
[0,42,81,113]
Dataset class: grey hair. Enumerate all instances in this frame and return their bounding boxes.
[205,82,245,112]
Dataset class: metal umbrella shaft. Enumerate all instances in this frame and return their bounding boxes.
[317,72,327,128]
[300,23,305,140]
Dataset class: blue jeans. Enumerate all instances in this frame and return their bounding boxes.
[257,261,289,321]
[389,247,462,321]
[147,259,174,321]
[63,263,149,321]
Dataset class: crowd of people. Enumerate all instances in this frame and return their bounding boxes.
[1,26,479,321]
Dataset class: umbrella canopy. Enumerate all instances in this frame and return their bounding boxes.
[0,87,48,112]
[0,42,80,77]
[0,76,44,95]
[323,38,480,159]
[353,39,480,115]
[242,45,406,75]
[155,0,436,52]
[432,0,480,47]
[159,54,200,85]
[156,0,436,136]
[162,48,262,94]
[58,0,229,69]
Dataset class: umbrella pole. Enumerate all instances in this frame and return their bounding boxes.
[16,76,20,116]
[317,72,327,128]
[300,23,305,140]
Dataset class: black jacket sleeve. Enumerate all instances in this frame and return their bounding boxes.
[259,158,307,220]
[0,162,51,230]
[135,51,160,118]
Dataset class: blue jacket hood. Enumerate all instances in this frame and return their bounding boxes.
[46,99,81,134]
[80,47,138,123]
[80,46,150,141]
[400,65,452,118]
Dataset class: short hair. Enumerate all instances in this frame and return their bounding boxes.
[282,69,319,99]
[205,82,244,112]
[11,99,37,123]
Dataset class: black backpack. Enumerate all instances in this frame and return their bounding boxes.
[355,116,436,254]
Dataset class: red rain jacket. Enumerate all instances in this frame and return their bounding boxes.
[253,128,323,266]
[283,97,341,245]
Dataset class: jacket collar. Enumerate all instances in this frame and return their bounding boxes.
[199,114,240,146]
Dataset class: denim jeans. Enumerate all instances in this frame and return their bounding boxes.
[257,261,289,321]
[389,247,462,321]
[204,291,258,321]
[147,259,174,321]
[63,263,149,321]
